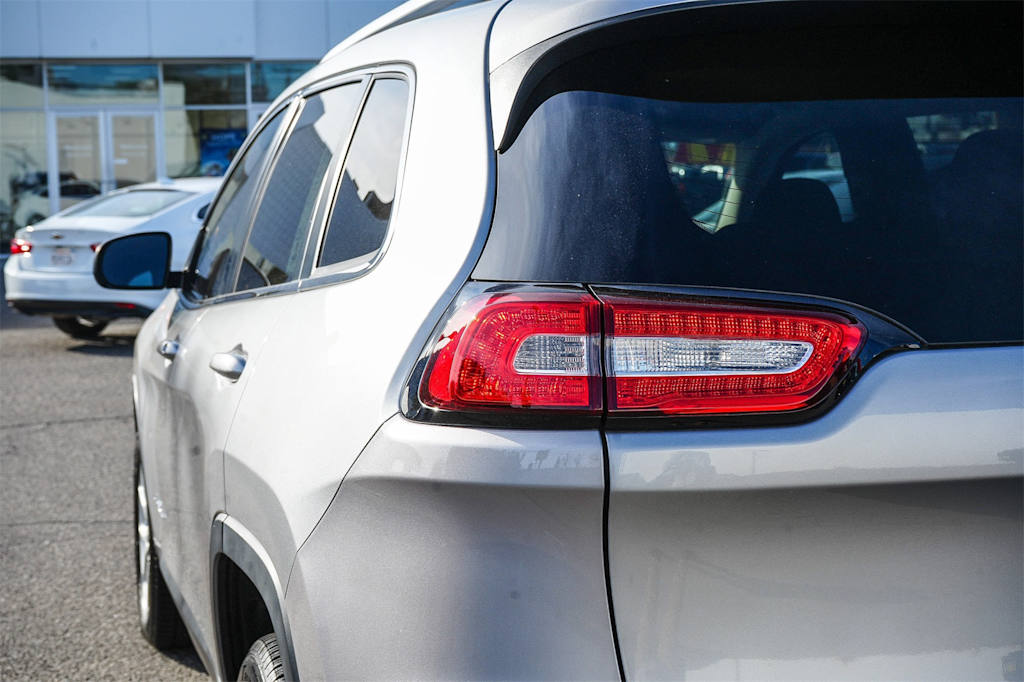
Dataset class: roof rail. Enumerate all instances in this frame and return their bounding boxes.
[320,0,476,62]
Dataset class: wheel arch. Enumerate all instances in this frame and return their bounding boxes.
[211,514,299,682]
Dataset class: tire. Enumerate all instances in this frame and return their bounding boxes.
[135,448,187,649]
[238,634,286,682]
[53,315,108,339]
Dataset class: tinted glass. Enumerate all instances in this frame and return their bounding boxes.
[479,5,1023,343]
[252,62,316,102]
[237,84,362,291]
[47,64,158,105]
[190,109,286,299]
[66,190,189,217]
[318,78,408,269]
[0,63,43,107]
[165,109,248,177]
[163,63,246,105]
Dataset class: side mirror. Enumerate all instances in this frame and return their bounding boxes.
[94,232,181,290]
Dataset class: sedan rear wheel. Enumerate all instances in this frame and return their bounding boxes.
[135,449,186,649]
[53,315,108,339]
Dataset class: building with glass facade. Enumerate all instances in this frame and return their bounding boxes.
[0,0,401,241]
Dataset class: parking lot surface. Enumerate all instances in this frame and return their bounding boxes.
[1,272,205,679]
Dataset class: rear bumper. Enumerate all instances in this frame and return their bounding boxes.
[8,298,153,318]
[4,255,164,318]
[285,416,619,680]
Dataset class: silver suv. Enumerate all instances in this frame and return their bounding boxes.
[95,1,1023,680]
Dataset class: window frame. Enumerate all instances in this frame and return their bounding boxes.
[177,62,414,308]
[231,74,371,295]
[179,97,300,305]
[301,67,414,289]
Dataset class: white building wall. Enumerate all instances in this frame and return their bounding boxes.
[0,0,402,59]
[1,0,42,56]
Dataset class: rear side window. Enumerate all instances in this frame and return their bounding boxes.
[190,108,286,299]
[318,78,408,270]
[236,83,362,291]
[478,2,1023,343]
[66,190,189,217]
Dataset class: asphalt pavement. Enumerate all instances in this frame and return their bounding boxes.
[0,261,206,679]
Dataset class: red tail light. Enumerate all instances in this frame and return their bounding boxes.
[10,238,31,255]
[90,243,101,252]
[419,291,602,412]
[415,286,865,419]
[604,298,864,415]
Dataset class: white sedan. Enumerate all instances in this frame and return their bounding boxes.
[4,177,221,338]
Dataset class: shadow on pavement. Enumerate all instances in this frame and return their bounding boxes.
[163,647,206,674]
[66,333,137,357]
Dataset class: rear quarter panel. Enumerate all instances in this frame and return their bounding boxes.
[222,2,501,588]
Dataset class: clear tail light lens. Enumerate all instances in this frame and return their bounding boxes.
[10,238,31,255]
[419,290,603,412]
[604,299,864,414]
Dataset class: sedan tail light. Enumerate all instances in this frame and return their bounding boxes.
[413,285,866,422]
[10,238,31,255]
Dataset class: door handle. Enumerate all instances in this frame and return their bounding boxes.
[157,339,179,360]
[209,347,247,382]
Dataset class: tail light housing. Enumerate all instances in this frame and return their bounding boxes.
[10,238,31,255]
[411,285,869,425]
[419,290,602,412]
[604,298,864,415]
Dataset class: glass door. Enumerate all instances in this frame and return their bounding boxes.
[48,110,159,215]
[52,113,104,213]
[107,112,157,189]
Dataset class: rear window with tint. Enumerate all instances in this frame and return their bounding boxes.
[477,2,1023,343]
[66,190,190,217]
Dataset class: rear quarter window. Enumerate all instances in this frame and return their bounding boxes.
[316,77,409,272]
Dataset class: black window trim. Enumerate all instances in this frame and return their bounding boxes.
[301,65,415,290]
[231,72,373,298]
[177,63,414,308]
[180,96,301,307]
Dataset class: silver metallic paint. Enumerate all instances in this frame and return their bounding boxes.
[607,347,1024,680]
[286,415,619,680]
[124,1,1024,678]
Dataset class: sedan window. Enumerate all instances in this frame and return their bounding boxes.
[65,190,186,217]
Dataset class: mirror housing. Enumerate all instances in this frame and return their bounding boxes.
[94,232,180,290]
